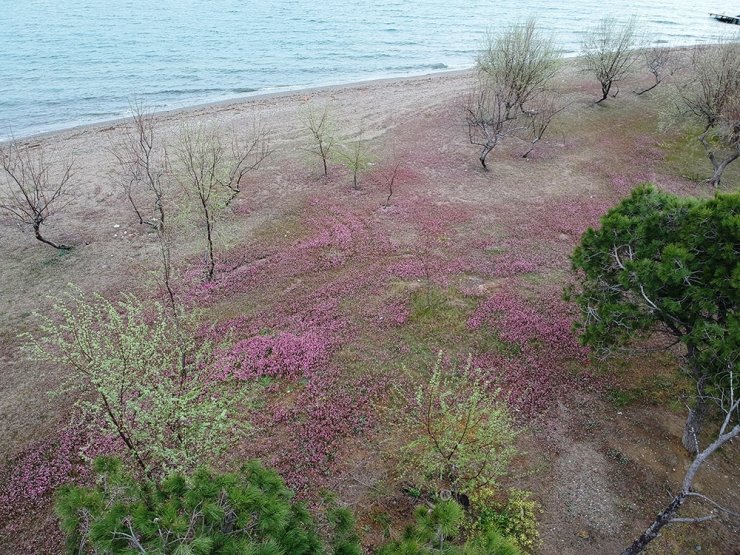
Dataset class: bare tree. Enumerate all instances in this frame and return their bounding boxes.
[477,19,560,112]
[175,124,267,281]
[522,93,568,158]
[621,369,739,554]
[336,131,374,190]
[635,46,678,95]
[302,104,337,177]
[466,19,561,168]
[382,159,401,207]
[0,142,74,249]
[582,17,638,103]
[466,84,528,169]
[673,40,740,187]
[111,103,168,230]
[175,126,223,281]
[109,104,189,315]
[220,121,271,205]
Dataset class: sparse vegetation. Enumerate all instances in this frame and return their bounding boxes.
[25,288,244,477]
[335,130,374,189]
[398,353,518,498]
[303,104,338,177]
[670,40,740,186]
[2,47,739,555]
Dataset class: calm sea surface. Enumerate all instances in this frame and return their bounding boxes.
[1,0,737,139]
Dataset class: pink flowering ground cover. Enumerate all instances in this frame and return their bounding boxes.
[0,422,120,548]
[174,178,612,496]
[467,286,592,415]
[215,331,330,381]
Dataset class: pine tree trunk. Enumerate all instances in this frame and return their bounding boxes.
[682,400,705,454]
[682,350,707,454]
[620,495,685,555]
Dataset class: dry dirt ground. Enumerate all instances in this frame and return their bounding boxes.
[0,62,738,554]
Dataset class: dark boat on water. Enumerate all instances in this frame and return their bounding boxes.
[709,13,740,24]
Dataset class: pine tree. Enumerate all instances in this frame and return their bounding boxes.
[56,457,357,555]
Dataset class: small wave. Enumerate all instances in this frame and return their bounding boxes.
[383,62,449,72]
[231,87,258,93]
[149,88,227,96]
[80,111,118,117]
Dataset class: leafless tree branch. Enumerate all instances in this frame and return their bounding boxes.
[0,141,74,249]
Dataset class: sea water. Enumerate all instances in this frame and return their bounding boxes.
[1,0,737,139]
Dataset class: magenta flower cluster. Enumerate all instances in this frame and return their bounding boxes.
[0,423,120,526]
[216,331,329,381]
[265,368,385,492]
[468,288,590,415]
[468,288,586,359]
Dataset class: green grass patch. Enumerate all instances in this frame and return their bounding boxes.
[520,269,565,288]
[392,287,478,368]
[660,128,740,189]
[252,212,306,244]
[606,370,693,411]
[606,387,641,408]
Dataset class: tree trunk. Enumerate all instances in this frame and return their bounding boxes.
[682,349,707,454]
[682,396,707,454]
[126,184,145,226]
[202,201,215,281]
[479,145,493,169]
[155,196,165,231]
[699,130,739,187]
[621,423,740,554]
[596,81,612,104]
[523,137,539,158]
[33,221,71,250]
[706,154,738,187]
[101,394,150,477]
[635,79,661,96]
[621,494,685,555]
[205,219,215,281]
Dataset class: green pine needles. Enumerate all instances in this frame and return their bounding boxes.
[570,185,739,452]
[377,499,521,555]
[55,457,358,555]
